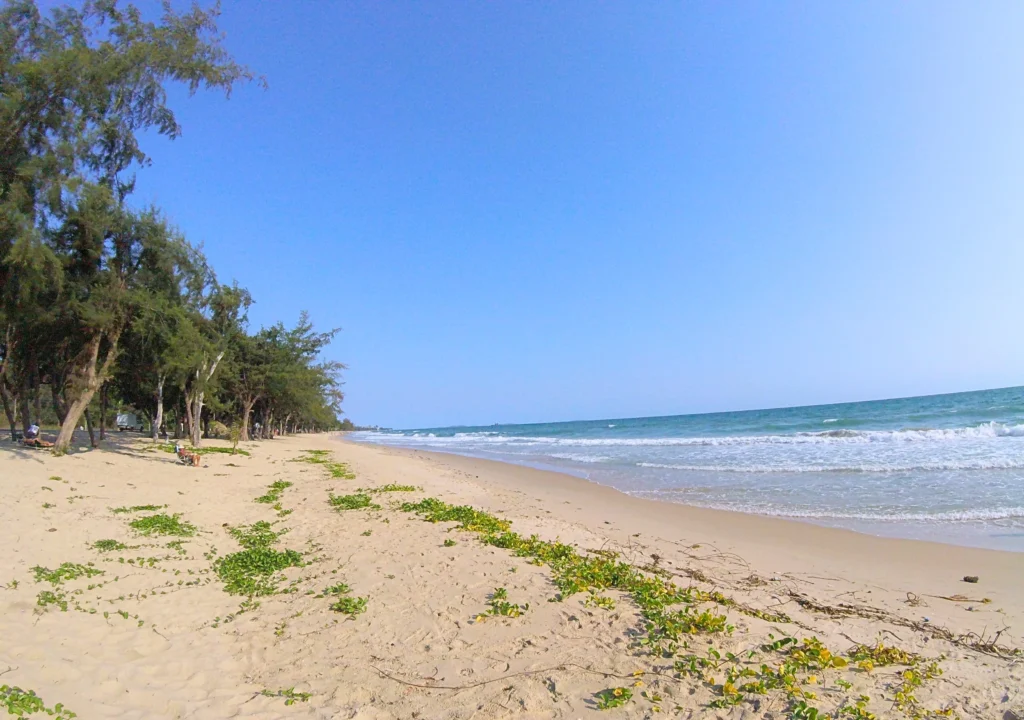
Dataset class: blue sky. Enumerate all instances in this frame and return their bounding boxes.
[115,1,1024,428]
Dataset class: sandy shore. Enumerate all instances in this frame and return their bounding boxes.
[1,434,1021,719]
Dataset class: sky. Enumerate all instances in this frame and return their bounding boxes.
[93,1,1024,428]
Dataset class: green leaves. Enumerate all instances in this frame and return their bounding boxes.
[31,562,103,586]
[328,493,379,511]
[595,687,633,709]
[259,688,311,706]
[214,547,304,597]
[215,521,303,597]
[91,539,128,552]
[254,480,292,504]
[323,584,368,618]
[295,451,355,478]
[1,685,76,719]
[128,513,196,537]
[229,521,286,549]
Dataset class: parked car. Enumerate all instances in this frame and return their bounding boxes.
[116,413,145,432]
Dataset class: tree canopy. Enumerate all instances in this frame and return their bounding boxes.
[1,0,345,452]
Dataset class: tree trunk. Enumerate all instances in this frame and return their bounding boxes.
[19,378,32,433]
[54,333,119,455]
[190,388,204,446]
[84,408,97,448]
[152,375,164,441]
[1,383,17,441]
[33,386,42,426]
[186,351,224,448]
[50,383,68,426]
[239,398,256,442]
[99,386,107,441]
[183,393,194,442]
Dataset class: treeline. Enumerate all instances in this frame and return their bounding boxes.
[0,0,344,453]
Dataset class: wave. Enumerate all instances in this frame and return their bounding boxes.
[629,495,1024,524]
[822,418,839,423]
[635,458,1024,473]
[549,452,612,463]
[363,421,1024,448]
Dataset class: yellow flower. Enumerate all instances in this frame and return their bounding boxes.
[613,688,624,697]
[633,680,644,688]
[632,670,644,677]
[475,615,485,622]
[807,675,817,685]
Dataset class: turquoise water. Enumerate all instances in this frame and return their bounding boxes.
[353,386,1024,551]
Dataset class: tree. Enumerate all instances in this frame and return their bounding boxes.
[173,282,249,446]
[1,0,257,453]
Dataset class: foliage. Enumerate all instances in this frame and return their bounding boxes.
[595,687,633,709]
[0,0,345,451]
[259,688,311,706]
[0,0,259,453]
[0,685,76,719]
[254,480,292,504]
[112,504,166,514]
[399,497,955,719]
[328,493,379,511]
[91,539,128,552]
[295,450,355,478]
[214,521,303,597]
[214,547,303,596]
[482,587,528,618]
[157,443,250,457]
[36,590,68,612]
[324,583,368,617]
[32,562,102,585]
[128,513,196,537]
[229,521,286,549]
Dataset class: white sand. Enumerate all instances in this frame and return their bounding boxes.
[1,434,1021,719]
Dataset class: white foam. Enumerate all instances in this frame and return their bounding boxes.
[361,422,1024,448]
[549,452,612,463]
[630,494,1024,524]
[635,459,1024,473]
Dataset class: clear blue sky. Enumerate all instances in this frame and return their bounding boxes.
[119,1,1024,429]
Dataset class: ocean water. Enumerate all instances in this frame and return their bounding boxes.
[352,387,1024,551]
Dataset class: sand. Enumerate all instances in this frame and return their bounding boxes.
[0,433,1021,719]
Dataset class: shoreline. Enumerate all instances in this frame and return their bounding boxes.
[348,438,1024,553]
[343,437,1024,606]
[346,438,1024,552]
[2,434,1021,718]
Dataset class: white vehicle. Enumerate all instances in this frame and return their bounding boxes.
[116,413,144,432]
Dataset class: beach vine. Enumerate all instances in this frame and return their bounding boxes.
[399,497,962,719]
[294,449,355,479]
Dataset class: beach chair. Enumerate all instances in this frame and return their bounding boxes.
[175,444,201,467]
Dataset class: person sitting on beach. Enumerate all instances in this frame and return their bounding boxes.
[23,425,54,448]
[175,443,201,466]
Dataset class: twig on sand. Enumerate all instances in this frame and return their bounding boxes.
[788,590,1019,658]
[368,662,646,692]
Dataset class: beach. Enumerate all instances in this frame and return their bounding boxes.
[1,434,1021,719]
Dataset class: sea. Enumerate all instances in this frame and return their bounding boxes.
[351,386,1024,551]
